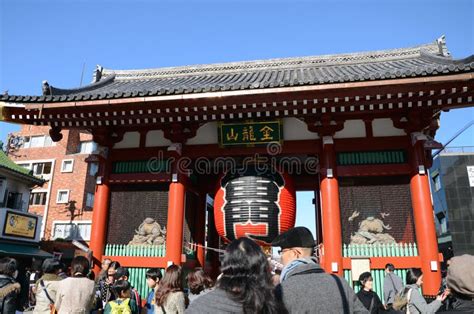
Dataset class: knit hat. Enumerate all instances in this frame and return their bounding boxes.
[271,227,315,249]
[447,254,474,298]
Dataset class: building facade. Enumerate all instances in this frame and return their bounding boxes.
[8,126,97,242]
[0,147,51,259]
[430,147,474,256]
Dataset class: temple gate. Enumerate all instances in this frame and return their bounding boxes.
[1,36,473,295]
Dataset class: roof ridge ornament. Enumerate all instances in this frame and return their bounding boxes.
[436,35,450,57]
[42,80,52,96]
[93,65,104,83]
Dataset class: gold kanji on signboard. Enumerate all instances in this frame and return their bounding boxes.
[260,125,274,140]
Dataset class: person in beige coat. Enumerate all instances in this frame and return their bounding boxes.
[33,259,62,314]
[54,256,96,314]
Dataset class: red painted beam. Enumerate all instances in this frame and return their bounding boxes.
[342,253,443,270]
[102,254,187,268]
[342,256,421,269]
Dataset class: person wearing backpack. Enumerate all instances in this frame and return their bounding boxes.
[396,268,447,314]
[104,280,139,314]
[383,263,403,309]
[114,267,141,313]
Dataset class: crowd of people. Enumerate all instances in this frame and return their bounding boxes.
[0,226,473,313]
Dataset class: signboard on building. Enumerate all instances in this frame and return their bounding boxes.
[0,209,42,242]
[467,166,474,187]
[218,120,283,147]
[3,211,38,239]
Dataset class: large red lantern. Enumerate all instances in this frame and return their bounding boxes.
[214,166,296,245]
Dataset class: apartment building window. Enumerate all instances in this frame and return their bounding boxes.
[61,160,74,173]
[78,141,97,154]
[17,163,31,170]
[85,193,94,209]
[32,162,52,176]
[432,173,442,191]
[52,221,91,241]
[29,192,47,206]
[89,162,99,176]
[56,190,70,204]
[6,192,23,210]
[22,135,54,148]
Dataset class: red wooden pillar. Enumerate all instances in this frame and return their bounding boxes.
[165,178,186,266]
[319,136,343,275]
[90,159,111,274]
[410,133,441,295]
[195,194,207,267]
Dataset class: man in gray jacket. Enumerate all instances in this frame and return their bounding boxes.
[272,227,368,314]
[383,263,403,308]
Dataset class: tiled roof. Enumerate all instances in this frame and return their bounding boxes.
[0,149,44,185]
[2,36,473,103]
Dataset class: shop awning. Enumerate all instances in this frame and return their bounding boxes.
[0,243,53,258]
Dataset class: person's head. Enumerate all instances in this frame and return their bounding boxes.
[113,279,131,299]
[114,267,130,281]
[219,237,280,314]
[101,258,112,272]
[155,265,183,306]
[58,262,67,274]
[359,272,374,291]
[107,261,121,282]
[446,254,474,299]
[42,258,61,274]
[406,268,423,286]
[146,268,163,289]
[271,227,315,266]
[187,268,213,295]
[0,257,18,278]
[71,256,90,277]
[385,263,395,274]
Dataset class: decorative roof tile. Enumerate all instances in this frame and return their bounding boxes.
[0,149,44,185]
[1,36,473,103]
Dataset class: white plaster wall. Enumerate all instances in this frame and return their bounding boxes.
[372,118,406,137]
[283,117,319,140]
[113,131,140,149]
[146,130,172,147]
[334,119,366,139]
[187,122,219,145]
[1,175,32,212]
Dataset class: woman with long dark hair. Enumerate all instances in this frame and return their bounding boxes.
[186,237,285,313]
[399,268,446,313]
[155,265,185,313]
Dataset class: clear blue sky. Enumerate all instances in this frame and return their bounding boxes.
[1,0,473,236]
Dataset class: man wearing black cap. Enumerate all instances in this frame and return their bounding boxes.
[272,226,368,313]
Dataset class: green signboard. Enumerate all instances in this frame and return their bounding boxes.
[218,120,283,147]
